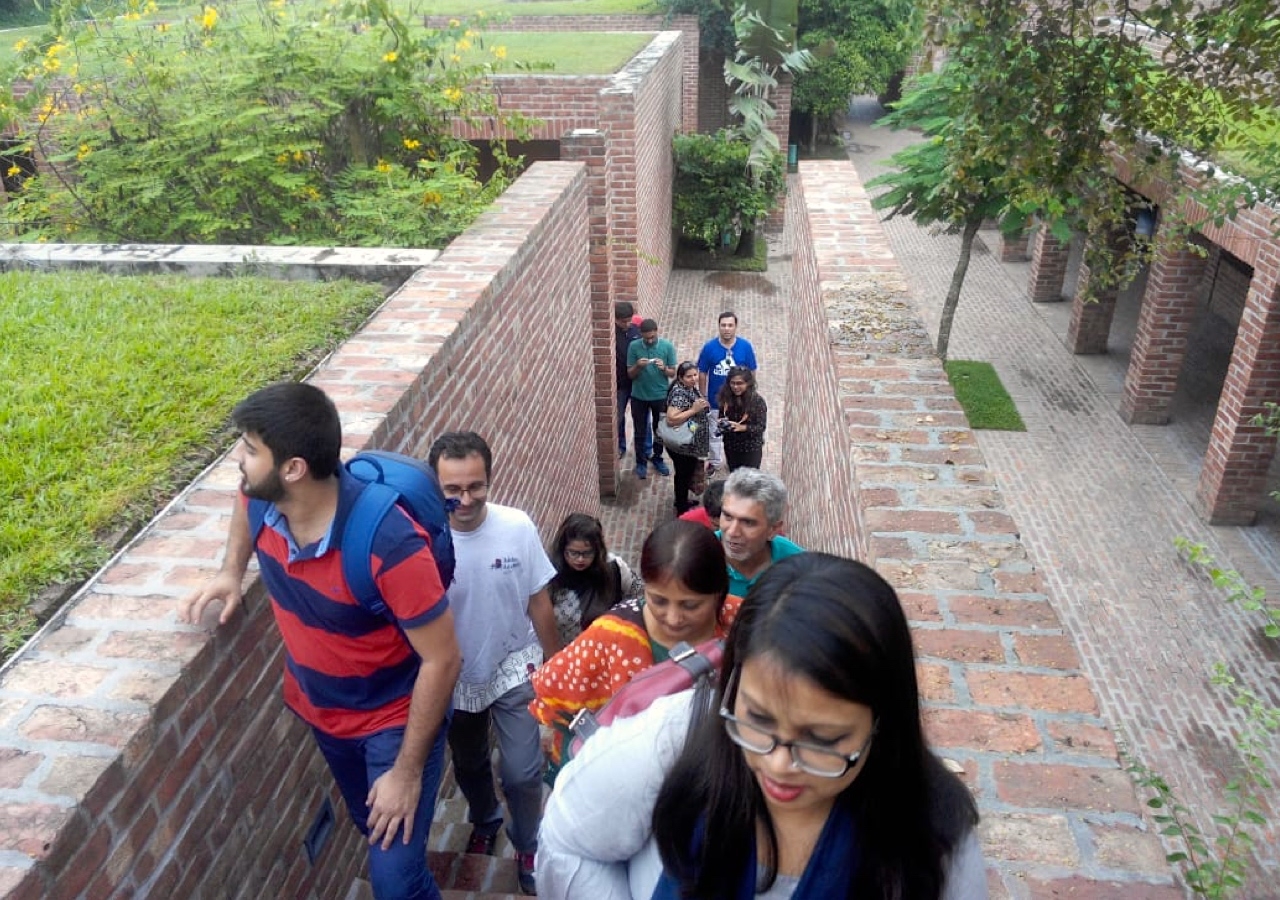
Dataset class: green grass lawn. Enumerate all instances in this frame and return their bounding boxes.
[945,359,1027,431]
[0,270,386,652]
[481,31,655,74]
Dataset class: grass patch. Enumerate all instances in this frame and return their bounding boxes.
[424,0,660,15]
[0,270,386,652]
[674,233,768,272]
[797,141,850,161]
[480,31,655,74]
[945,359,1027,431]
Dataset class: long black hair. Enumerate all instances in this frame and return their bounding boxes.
[651,553,978,899]
[549,513,618,626]
[715,365,758,421]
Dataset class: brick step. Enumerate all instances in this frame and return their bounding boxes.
[344,851,521,900]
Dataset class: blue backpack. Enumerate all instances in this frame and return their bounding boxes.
[247,450,457,621]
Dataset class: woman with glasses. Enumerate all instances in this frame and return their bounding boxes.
[529,520,735,786]
[547,513,644,647]
[716,365,768,473]
[536,552,985,899]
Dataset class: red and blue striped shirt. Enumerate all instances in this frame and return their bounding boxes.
[250,472,449,739]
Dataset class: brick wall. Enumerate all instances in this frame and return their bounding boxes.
[776,176,863,558]
[793,160,1177,896]
[0,162,596,899]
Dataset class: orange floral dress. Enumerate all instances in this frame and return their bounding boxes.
[529,595,741,774]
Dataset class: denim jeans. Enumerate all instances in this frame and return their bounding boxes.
[630,396,667,464]
[446,680,544,854]
[312,724,448,900]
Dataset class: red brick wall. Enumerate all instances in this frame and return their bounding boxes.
[777,175,863,558]
[0,162,596,899]
[427,14,700,134]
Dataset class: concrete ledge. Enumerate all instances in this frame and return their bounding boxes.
[0,243,440,289]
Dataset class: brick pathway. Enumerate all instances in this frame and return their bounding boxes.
[843,96,1280,889]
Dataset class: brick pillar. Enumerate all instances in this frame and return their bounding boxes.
[563,129,619,497]
[1067,229,1130,354]
[764,74,793,233]
[1120,234,1210,424]
[1195,255,1280,525]
[1028,226,1071,302]
[999,228,1031,262]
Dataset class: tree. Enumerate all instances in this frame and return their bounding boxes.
[867,70,1013,361]
[791,0,919,145]
[0,0,526,246]
[868,0,1280,360]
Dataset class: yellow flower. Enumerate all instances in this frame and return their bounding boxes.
[456,38,471,52]
[493,45,507,60]
[464,29,477,39]
[293,149,304,162]
[450,54,461,64]
[383,50,397,63]
[200,6,218,30]
[6,165,20,177]
[403,138,421,150]
[443,87,463,103]
[76,144,91,161]
[421,190,442,206]
[124,11,141,21]
[155,22,169,32]
[145,1,158,12]
[276,152,290,165]
[375,159,392,174]
[12,39,27,52]
[448,18,460,27]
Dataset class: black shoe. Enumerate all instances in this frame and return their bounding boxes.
[517,850,537,894]
[466,826,498,856]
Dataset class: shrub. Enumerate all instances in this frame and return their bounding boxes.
[1,0,526,246]
[672,130,784,250]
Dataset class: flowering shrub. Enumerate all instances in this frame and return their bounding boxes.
[0,0,527,246]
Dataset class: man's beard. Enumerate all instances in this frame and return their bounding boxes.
[242,468,286,503]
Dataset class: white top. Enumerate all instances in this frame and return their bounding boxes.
[536,691,989,900]
[449,503,557,711]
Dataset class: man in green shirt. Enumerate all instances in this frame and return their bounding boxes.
[626,318,677,480]
[717,468,804,601]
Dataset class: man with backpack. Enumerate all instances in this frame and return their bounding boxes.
[428,431,560,895]
[182,382,460,900]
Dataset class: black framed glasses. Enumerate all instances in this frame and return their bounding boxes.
[441,481,488,501]
[719,668,875,779]
[564,548,596,561]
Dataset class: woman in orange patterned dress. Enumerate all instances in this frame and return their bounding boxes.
[529,519,737,782]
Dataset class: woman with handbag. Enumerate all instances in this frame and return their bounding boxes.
[716,365,768,472]
[529,520,736,784]
[663,361,711,515]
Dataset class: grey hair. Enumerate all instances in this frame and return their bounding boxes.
[722,468,787,525]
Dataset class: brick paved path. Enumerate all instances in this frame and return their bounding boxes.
[843,96,1280,886]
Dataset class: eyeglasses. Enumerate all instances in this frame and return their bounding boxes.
[719,669,875,778]
[441,481,488,500]
[564,548,596,561]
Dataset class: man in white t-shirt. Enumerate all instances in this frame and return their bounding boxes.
[428,432,560,896]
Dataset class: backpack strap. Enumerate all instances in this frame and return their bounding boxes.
[340,481,400,621]
[246,498,268,546]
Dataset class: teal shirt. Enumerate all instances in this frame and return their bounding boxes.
[718,534,805,599]
[627,336,677,401]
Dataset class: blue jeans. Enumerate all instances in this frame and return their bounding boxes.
[630,396,667,464]
[313,724,448,900]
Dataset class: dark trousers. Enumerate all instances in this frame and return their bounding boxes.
[616,386,631,452]
[672,452,701,513]
[446,681,543,854]
[725,446,763,472]
[630,396,667,463]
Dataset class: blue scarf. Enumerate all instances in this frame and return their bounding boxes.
[649,801,858,900]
